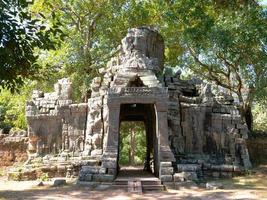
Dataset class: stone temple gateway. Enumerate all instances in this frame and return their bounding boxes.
[26,27,251,183]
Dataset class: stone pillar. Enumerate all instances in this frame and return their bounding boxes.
[156,102,175,162]
[101,99,121,177]
[105,100,120,149]
[156,101,175,182]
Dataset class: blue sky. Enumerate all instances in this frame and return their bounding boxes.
[260,0,267,5]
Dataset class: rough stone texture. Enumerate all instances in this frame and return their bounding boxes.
[166,77,252,180]
[53,179,67,187]
[0,130,28,166]
[247,133,267,164]
[174,172,198,182]
[206,182,224,190]
[22,27,252,183]
[26,78,87,158]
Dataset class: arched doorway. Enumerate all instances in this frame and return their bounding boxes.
[118,103,158,177]
[102,86,175,181]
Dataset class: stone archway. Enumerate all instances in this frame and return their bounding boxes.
[119,103,158,176]
[101,87,175,179]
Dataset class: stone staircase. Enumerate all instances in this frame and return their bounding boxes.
[113,178,165,193]
[142,179,166,192]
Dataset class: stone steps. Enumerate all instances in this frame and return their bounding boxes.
[142,179,165,192]
[112,178,165,193]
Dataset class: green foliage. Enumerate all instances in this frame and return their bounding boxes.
[30,0,163,102]
[160,0,267,129]
[0,84,34,131]
[39,172,49,181]
[0,0,64,91]
[119,122,146,166]
[8,172,22,181]
[0,0,266,131]
[253,102,267,131]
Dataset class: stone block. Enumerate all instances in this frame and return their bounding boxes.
[176,172,198,181]
[99,167,107,174]
[221,172,232,178]
[93,77,102,84]
[160,175,173,182]
[92,138,102,149]
[53,179,66,187]
[99,67,106,75]
[90,149,103,156]
[107,168,117,175]
[160,167,173,175]
[81,166,99,174]
[233,165,241,172]
[160,162,172,168]
[206,182,223,190]
[177,164,201,172]
[102,161,116,169]
[220,165,234,172]
[92,174,114,182]
[174,173,185,182]
[79,174,92,182]
[102,158,117,168]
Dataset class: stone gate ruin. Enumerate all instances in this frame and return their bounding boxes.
[26,27,251,183]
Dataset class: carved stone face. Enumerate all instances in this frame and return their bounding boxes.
[120,27,164,71]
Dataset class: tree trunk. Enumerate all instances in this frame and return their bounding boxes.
[239,104,253,131]
[244,105,253,131]
[129,127,135,165]
[237,91,253,131]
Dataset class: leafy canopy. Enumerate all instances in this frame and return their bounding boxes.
[0,0,267,131]
[0,0,63,91]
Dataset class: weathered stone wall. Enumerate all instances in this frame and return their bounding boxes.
[26,78,87,156]
[247,134,267,164]
[27,116,62,155]
[165,74,251,180]
[179,105,249,164]
[83,27,165,158]
[0,131,28,166]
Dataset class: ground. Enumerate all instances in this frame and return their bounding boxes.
[0,165,267,200]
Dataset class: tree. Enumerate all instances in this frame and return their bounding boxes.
[31,0,161,101]
[161,0,267,130]
[119,122,146,166]
[253,102,267,131]
[0,85,34,132]
[0,0,62,91]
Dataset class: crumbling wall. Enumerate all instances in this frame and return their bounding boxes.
[61,103,87,154]
[165,74,252,175]
[247,133,267,164]
[0,130,28,166]
[26,78,87,156]
[83,27,165,158]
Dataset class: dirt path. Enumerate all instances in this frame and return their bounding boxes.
[0,165,266,200]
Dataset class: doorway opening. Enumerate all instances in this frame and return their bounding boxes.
[117,103,158,178]
[119,121,146,166]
